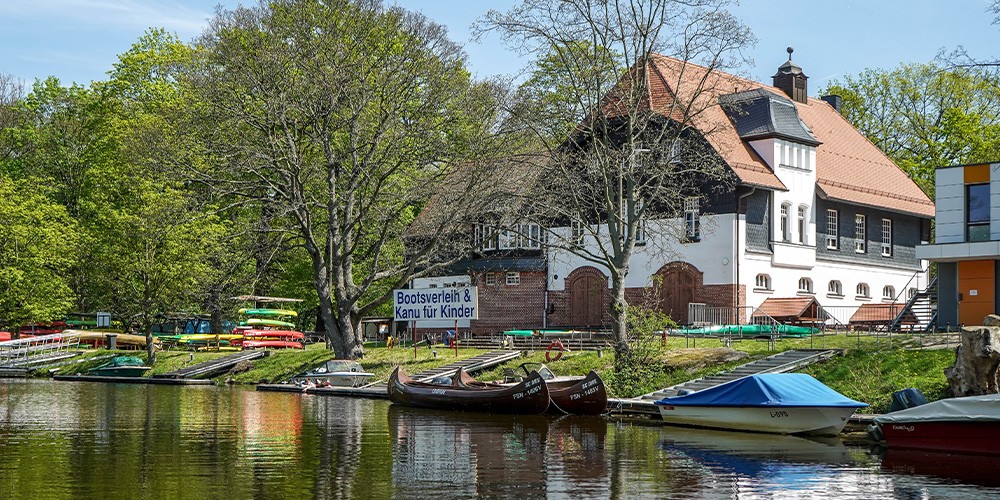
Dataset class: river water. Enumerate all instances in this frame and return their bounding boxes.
[1,379,997,499]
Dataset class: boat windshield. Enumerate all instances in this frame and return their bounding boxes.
[519,363,555,380]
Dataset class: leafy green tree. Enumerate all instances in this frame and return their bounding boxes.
[0,177,80,328]
[187,0,507,358]
[822,63,1000,195]
[479,0,751,365]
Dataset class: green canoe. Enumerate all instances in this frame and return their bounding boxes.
[673,324,818,337]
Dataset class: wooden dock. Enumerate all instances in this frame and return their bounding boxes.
[257,349,523,397]
[53,374,213,385]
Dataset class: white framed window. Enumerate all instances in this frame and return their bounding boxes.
[854,214,866,253]
[485,273,497,286]
[828,280,843,296]
[475,224,497,250]
[755,274,771,291]
[798,277,813,294]
[883,285,895,301]
[881,219,892,257]
[668,140,682,164]
[826,209,839,250]
[684,197,700,240]
[571,220,585,244]
[908,287,918,299]
[797,205,807,244]
[856,282,870,299]
[521,223,541,249]
[635,218,647,244]
[505,272,520,286]
[780,203,791,242]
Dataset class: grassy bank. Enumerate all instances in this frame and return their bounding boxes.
[38,332,958,413]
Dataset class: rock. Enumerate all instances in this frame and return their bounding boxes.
[944,327,1000,396]
[984,314,1000,327]
[230,360,255,374]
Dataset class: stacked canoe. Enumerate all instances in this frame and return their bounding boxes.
[232,308,304,350]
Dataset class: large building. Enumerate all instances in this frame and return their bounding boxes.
[416,51,935,335]
[916,162,1000,327]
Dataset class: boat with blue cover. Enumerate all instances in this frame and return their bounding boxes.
[654,373,867,436]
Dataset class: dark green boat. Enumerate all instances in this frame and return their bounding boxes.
[88,356,151,377]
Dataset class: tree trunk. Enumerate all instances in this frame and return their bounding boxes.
[610,271,632,367]
[145,322,156,366]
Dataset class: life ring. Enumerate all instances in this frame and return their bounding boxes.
[545,340,567,362]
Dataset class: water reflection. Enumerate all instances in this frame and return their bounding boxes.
[2,380,1000,499]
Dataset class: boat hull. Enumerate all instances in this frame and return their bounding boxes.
[88,365,151,377]
[242,340,303,349]
[879,420,1000,455]
[656,405,858,436]
[547,371,608,415]
[388,367,550,414]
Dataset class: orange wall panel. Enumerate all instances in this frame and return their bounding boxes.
[958,260,995,325]
[964,164,991,184]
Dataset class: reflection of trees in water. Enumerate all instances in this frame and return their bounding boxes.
[310,396,369,499]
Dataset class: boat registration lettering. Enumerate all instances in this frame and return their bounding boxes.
[581,379,598,390]
[431,389,446,395]
[770,410,789,418]
[891,425,915,432]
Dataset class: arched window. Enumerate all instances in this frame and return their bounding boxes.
[798,277,813,294]
[828,280,843,296]
[755,274,771,291]
[856,283,870,298]
[883,285,895,301]
[780,203,791,242]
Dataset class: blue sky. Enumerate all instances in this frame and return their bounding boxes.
[1,0,997,94]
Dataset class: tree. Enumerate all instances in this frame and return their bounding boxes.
[478,0,752,365]
[822,63,1000,195]
[0,177,80,328]
[186,0,507,358]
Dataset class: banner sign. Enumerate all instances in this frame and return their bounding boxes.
[393,286,478,321]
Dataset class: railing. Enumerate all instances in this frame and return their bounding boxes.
[687,304,779,328]
[0,332,81,367]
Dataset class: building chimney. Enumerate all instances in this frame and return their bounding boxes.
[821,94,842,113]
[771,47,808,104]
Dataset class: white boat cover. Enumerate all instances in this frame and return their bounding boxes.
[874,394,1000,424]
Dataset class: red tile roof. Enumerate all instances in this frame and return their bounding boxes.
[641,54,934,217]
[754,297,822,321]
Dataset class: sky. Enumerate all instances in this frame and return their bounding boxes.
[1,0,998,95]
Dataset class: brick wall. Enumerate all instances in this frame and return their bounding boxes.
[470,270,547,335]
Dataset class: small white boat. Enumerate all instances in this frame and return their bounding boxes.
[291,359,375,387]
[654,373,867,436]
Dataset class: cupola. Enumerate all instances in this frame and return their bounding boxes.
[772,47,808,104]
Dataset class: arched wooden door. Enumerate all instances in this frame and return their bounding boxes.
[568,271,604,327]
[659,265,698,325]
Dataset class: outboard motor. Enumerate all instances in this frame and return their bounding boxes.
[888,388,927,412]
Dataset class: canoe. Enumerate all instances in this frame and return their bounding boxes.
[241,339,303,349]
[654,373,867,436]
[874,393,1000,455]
[243,318,296,328]
[67,330,159,347]
[388,366,550,414]
[493,363,607,415]
[238,308,298,318]
[87,356,151,377]
[176,334,245,346]
[673,324,818,337]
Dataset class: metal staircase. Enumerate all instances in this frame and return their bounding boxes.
[890,276,937,332]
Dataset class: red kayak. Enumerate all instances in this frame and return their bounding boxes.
[241,329,304,340]
[242,339,303,349]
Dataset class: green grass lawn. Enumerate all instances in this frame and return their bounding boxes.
[38,331,959,413]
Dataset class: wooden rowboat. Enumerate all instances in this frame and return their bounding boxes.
[388,366,550,414]
[460,363,608,416]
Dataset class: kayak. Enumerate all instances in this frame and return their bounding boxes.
[243,318,296,329]
[672,324,818,337]
[238,308,298,318]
